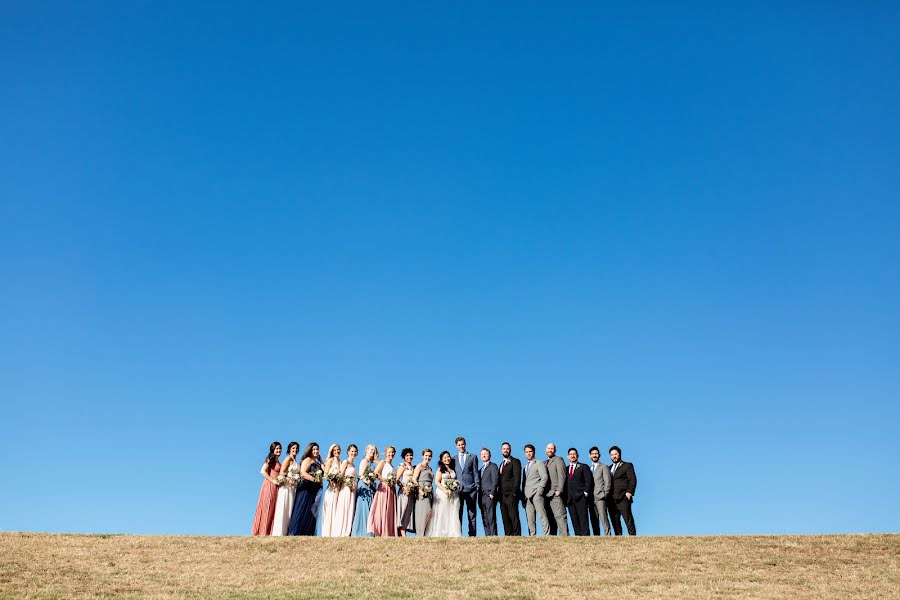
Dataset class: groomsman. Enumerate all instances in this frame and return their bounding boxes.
[607,445,638,535]
[588,446,612,536]
[520,444,549,536]
[498,442,522,536]
[544,443,569,536]
[479,448,500,536]
[452,436,480,537]
[565,448,593,536]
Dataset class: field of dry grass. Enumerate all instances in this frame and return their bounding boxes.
[0,533,898,599]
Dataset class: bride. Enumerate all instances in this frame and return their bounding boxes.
[425,450,462,537]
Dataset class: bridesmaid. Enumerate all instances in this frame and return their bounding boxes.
[332,444,358,536]
[351,444,378,537]
[272,441,300,536]
[287,442,323,536]
[395,447,416,537]
[251,441,282,536]
[412,448,434,536]
[321,443,345,537]
[367,445,398,537]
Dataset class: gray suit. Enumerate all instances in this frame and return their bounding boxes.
[521,459,549,536]
[589,461,612,536]
[544,455,569,536]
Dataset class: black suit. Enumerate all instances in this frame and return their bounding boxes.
[498,456,522,536]
[607,460,637,535]
[479,461,500,536]
[565,462,593,536]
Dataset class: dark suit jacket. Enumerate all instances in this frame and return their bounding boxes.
[499,456,522,496]
[565,462,593,505]
[609,461,637,501]
[450,452,481,494]
[479,462,500,498]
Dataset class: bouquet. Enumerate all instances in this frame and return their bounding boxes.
[343,475,356,487]
[418,484,433,499]
[325,471,344,489]
[403,480,419,496]
[360,469,377,486]
[443,478,461,499]
[286,473,301,488]
[273,475,287,487]
[310,468,324,483]
[382,472,398,487]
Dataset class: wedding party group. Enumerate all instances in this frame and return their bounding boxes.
[251,437,638,538]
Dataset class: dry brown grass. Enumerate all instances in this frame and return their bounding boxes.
[0,533,898,599]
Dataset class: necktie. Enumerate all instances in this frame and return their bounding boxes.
[569,464,575,479]
[525,461,530,476]
[611,463,617,474]
[591,463,596,473]
[545,459,550,466]
[500,460,506,474]
[460,454,465,468]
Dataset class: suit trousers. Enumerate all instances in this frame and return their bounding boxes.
[500,493,521,536]
[480,493,498,536]
[458,489,478,537]
[524,494,549,536]
[608,496,637,536]
[567,494,590,536]
[588,497,611,536]
[544,495,569,536]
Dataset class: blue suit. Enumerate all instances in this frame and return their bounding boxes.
[451,451,481,536]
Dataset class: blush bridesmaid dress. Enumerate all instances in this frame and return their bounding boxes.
[251,460,281,536]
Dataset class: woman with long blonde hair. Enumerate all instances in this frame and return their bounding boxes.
[351,444,378,536]
[367,445,398,537]
[320,443,345,536]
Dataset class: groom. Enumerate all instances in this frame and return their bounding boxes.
[452,436,480,536]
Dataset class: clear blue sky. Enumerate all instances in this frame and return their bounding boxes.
[2,2,898,536]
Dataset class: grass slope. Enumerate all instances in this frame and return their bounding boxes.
[1,533,898,599]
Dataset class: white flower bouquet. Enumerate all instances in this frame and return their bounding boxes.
[443,478,461,499]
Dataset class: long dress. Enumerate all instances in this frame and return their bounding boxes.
[251,460,281,536]
[367,463,397,537]
[332,464,356,536]
[426,470,462,537]
[287,464,323,536]
[413,465,433,536]
[320,461,341,537]
[351,464,376,537]
[396,463,416,532]
[271,459,301,536]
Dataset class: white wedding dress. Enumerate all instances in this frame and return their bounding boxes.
[425,469,462,537]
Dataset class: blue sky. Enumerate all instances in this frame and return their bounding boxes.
[1,2,898,536]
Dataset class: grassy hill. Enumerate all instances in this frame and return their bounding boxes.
[1,533,897,599]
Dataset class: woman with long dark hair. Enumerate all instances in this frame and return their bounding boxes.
[272,441,300,536]
[425,450,461,537]
[287,442,323,536]
[251,441,282,535]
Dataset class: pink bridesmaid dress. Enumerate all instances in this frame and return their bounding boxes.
[333,463,356,536]
[367,463,397,537]
[251,460,281,536]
